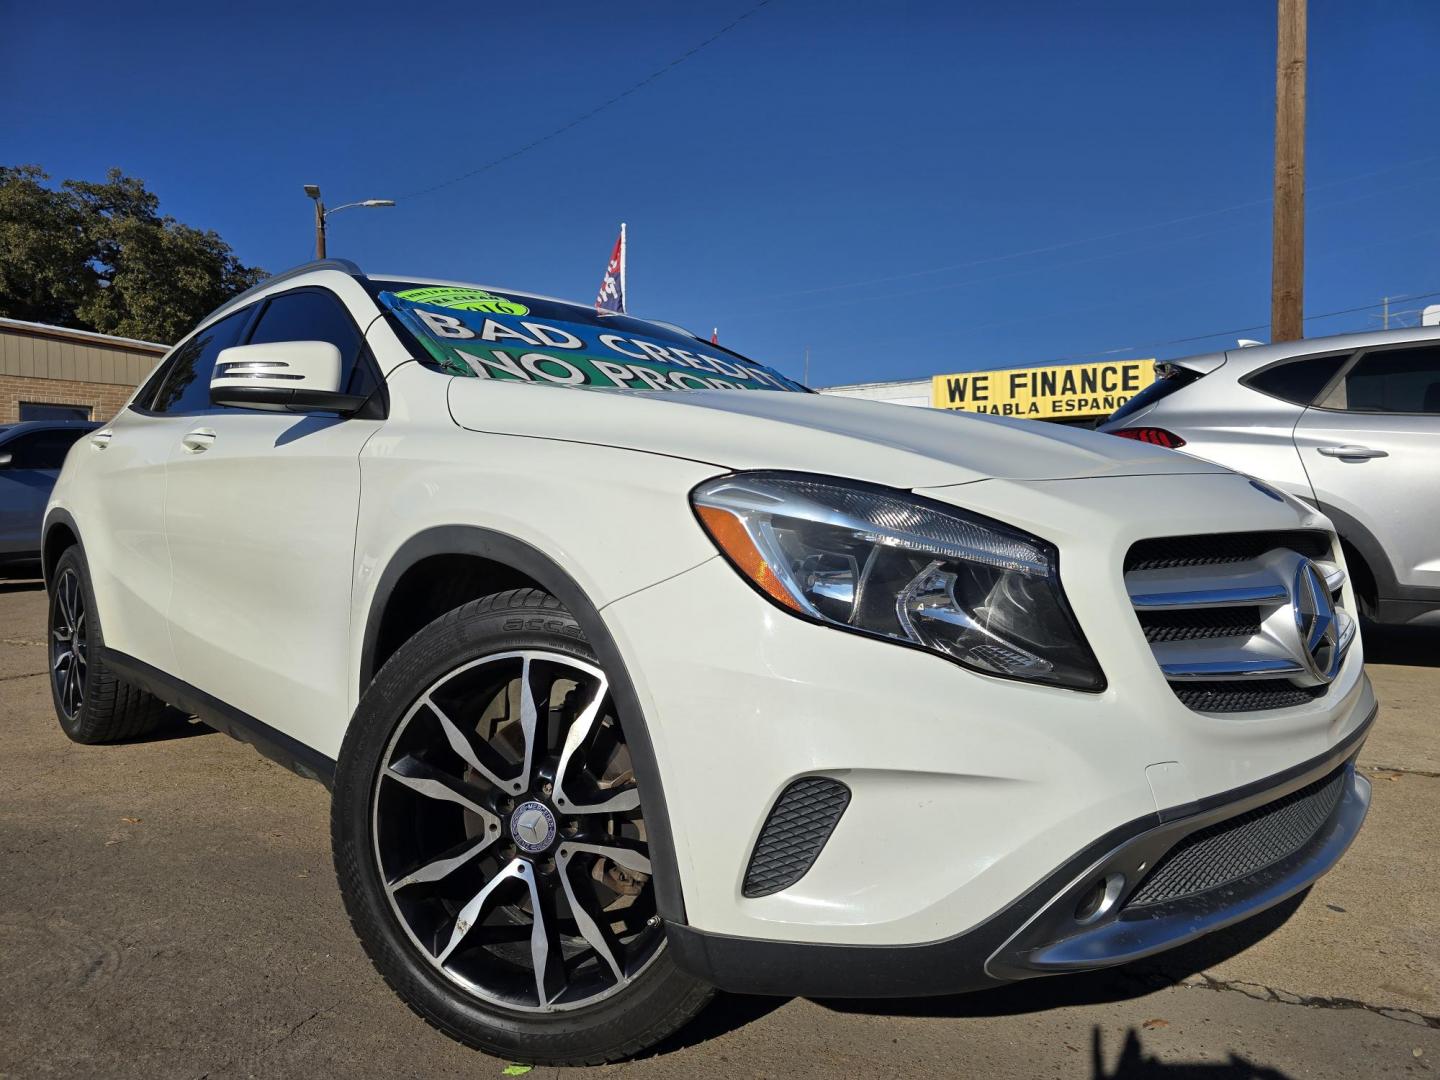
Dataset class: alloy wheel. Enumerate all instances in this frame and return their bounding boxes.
[372,650,664,1012]
[50,567,87,720]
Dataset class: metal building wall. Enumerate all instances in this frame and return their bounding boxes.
[0,320,166,423]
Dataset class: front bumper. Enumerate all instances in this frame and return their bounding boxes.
[666,707,1373,997]
[601,469,1374,993]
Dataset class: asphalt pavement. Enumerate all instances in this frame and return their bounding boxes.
[1,579,1436,1079]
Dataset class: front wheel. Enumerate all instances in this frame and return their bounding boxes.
[332,589,712,1065]
[48,546,169,744]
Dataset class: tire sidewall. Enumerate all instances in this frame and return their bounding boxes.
[49,546,102,740]
[332,596,704,1062]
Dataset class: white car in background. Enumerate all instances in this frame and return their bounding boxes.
[1101,327,1440,626]
[43,260,1375,1064]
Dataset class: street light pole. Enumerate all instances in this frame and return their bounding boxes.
[303,185,394,260]
[306,187,326,258]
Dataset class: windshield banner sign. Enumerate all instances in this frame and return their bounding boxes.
[381,290,803,393]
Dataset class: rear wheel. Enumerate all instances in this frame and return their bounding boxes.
[48,546,169,744]
[332,589,712,1064]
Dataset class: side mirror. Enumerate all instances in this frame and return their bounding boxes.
[210,341,368,414]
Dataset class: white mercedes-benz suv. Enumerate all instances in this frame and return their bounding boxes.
[44,260,1375,1064]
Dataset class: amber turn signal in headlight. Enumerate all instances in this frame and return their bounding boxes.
[691,472,1104,691]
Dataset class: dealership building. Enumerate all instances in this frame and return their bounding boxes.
[0,318,165,424]
[821,358,1157,425]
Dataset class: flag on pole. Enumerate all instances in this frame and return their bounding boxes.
[595,223,627,314]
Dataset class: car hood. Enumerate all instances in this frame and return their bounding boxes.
[447,379,1230,489]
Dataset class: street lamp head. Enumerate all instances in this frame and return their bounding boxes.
[303,184,321,199]
[362,199,396,207]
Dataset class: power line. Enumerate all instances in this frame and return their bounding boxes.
[1052,289,1440,362]
[752,152,1440,304]
[805,215,1440,372]
[767,170,1440,319]
[831,263,1440,368]
[397,0,777,200]
[815,287,1440,386]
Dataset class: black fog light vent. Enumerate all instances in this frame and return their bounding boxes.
[742,777,852,898]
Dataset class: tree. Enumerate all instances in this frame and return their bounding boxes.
[0,166,265,343]
[0,165,92,329]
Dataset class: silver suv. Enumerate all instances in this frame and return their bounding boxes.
[1099,327,1440,626]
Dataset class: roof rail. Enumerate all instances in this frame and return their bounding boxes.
[200,258,366,327]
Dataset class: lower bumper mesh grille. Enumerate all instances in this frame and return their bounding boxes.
[1127,765,1348,907]
[743,777,851,898]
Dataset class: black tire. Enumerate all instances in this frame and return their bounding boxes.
[48,545,169,744]
[332,588,713,1065]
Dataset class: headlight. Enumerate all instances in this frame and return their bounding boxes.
[691,472,1104,691]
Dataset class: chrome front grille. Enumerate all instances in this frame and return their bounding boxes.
[1124,531,1355,713]
[1169,679,1326,713]
[1126,530,1331,571]
[1138,607,1261,643]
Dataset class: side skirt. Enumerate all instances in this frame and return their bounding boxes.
[102,649,336,789]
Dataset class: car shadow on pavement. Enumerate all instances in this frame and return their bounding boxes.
[1362,622,1440,667]
[812,891,1306,1022]
[127,712,218,743]
[647,895,1309,1061]
[1089,1027,1292,1079]
[653,992,789,1054]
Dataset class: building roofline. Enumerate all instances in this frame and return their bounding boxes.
[819,377,932,392]
[0,317,168,354]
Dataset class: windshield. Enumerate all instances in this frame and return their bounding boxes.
[373,280,806,393]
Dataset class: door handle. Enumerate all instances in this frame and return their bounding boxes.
[90,430,113,450]
[1316,445,1387,459]
[181,428,217,454]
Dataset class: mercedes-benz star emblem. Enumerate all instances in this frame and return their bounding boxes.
[509,800,557,854]
[1293,559,1341,683]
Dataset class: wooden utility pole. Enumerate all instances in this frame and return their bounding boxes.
[1271,0,1307,342]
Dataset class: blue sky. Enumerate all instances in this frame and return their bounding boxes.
[5,1,1439,384]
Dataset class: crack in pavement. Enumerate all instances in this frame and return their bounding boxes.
[186,1000,342,1080]
[1186,971,1440,1029]
[1363,763,1440,779]
[265,1002,336,1051]
[0,670,44,682]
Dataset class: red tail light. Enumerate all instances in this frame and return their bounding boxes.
[1110,426,1186,449]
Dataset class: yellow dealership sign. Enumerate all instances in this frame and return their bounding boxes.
[931,359,1157,420]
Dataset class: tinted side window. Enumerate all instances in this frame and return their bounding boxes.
[1244,353,1348,406]
[1342,345,1440,414]
[150,310,252,414]
[19,403,92,421]
[247,290,372,394]
[1109,364,1204,422]
[5,430,86,469]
